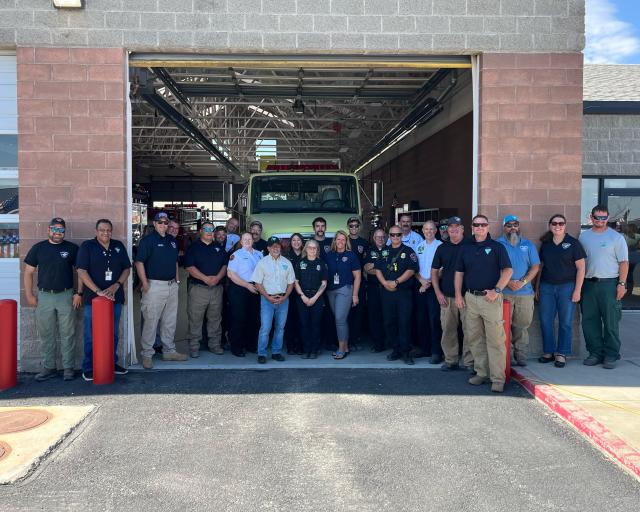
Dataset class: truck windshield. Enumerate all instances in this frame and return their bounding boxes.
[250,176,358,214]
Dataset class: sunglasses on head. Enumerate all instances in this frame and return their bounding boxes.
[593,215,608,221]
[50,226,65,233]
[389,232,402,237]
[472,222,488,228]
[505,222,519,228]
[550,221,566,226]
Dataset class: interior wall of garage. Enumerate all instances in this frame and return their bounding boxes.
[365,112,472,227]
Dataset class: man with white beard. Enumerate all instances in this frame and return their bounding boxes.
[497,215,540,366]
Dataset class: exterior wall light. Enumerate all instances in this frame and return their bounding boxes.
[52,0,84,8]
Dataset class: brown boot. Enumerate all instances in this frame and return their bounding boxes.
[162,351,188,362]
[209,346,224,355]
[491,382,505,393]
[142,357,153,369]
[468,375,490,386]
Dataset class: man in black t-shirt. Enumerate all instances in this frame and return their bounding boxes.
[454,214,512,393]
[431,217,473,371]
[347,216,368,348]
[250,220,268,254]
[24,217,82,382]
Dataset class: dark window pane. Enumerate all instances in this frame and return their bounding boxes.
[0,134,17,168]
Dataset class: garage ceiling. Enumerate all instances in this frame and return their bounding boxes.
[129,54,470,181]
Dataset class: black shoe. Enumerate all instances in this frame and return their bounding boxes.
[583,354,602,366]
[602,356,617,369]
[310,352,318,359]
[554,355,566,368]
[370,346,386,353]
[404,355,415,365]
[410,349,429,358]
[272,353,285,362]
[232,351,246,358]
[429,354,443,365]
[538,354,555,364]
[114,364,128,375]
[154,346,163,354]
[257,355,267,364]
[302,353,311,359]
[287,349,295,355]
[295,349,305,356]
[386,351,401,361]
[82,371,93,382]
[440,363,459,372]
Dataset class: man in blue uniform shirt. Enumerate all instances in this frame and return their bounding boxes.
[135,211,188,369]
[77,219,131,381]
[455,214,512,393]
[496,215,540,367]
[386,212,423,249]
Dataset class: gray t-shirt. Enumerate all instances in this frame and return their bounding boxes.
[579,228,629,278]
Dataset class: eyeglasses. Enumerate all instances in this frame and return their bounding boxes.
[348,224,359,228]
[156,220,168,225]
[472,223,488,228]
[593,215,609,221]
[505,222,519,228]
[550,221,566,226]
[389,233,402,237]
[97,229,112,233]
[50,227,65,233]
[202,227,214,233]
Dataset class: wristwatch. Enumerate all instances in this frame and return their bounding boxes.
[394,279,400,286]
[519,278,528,284]
[618,281,626,288]
[494,287,502,294]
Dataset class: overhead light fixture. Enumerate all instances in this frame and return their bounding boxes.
[52,0,84,8]
[293,97,305,115]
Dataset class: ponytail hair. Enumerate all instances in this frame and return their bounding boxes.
[540,213,567,244]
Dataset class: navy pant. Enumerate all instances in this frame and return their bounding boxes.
[285,294,303,353]
[83,302,122,372]
[228,282,260,355]
[381,288,413,355]
[415,286,443,356]
[297,297,323,354]
[367,282,385,350]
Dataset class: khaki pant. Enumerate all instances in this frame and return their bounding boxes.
[140,280,179,358]
[464,292,506,384]
[504,294,534,360]
[440,296,472,367]
[187,283,223,351]
[36,289,76,370]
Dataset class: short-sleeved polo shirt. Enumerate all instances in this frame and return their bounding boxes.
[316,238,333,261]
[251,255,296,295]
[24,240,78,291]
[374,244,419,290]
[76,238,131,304]
[496,236,540,296]
[184,238,230,286]
[295,257,328,296]
[135,231,178,281]
[228,247,263,282]
[364,245,387,288]
[325,250,360,290]
[349,236,369,266]
[455,236,512,292]
[225,233,240,252]
[539,234,587,284]
[415,238,442,280]
[431,238,470,297]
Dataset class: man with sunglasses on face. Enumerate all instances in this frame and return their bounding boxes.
[135,211,188,369]
[496,215,540,367]
[579,205,629,369]
[454,214,512,393]
[24,218,82,382]
[347,217,369,348]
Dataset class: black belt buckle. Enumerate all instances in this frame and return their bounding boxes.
[469,289,487,296]
[39,288,69,294]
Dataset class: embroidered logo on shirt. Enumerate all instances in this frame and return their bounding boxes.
[357,246,363,253]
[215,247,220,252]
[410,253,417,262]
[60,251,69,259]
[400,252,406,259]
[300,262,307,270]
[342,256,348,262]
[417,246,424,254]
[485,248,492,255]
[316,264,321,271]
[281,264,287,270]
[115,247,121,253]
[229,254,235,261]
[382,250,389,257]
[170,241,177,249]
[561,243,571,250]
[520,245,528,251]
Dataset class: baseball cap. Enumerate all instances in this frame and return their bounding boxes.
[249,220,263,229]
[154,212,169,222]
[266,236,281,247]
[214,225,227,232]
[447,216,463,225]
[503,214,519,225]
[347,216,360,226]
[49,217,66,227]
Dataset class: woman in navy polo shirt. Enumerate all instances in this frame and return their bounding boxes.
[284,233,305,355]
[325,230,361,359]
[536,214,586,368]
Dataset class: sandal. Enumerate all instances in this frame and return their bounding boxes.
[333,351,348,360]
[554,355,566,368]
[538,354,555,364]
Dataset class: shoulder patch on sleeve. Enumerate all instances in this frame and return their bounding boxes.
[410,253,417,262]
[229,254,235,261]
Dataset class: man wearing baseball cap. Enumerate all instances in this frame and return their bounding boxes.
[251,236,296,364]
[346,216,368,348]
[497,214,540,367]
[24,217,83,381]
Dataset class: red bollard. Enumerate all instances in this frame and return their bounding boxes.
[92,296,114,385]
[503,299,512,384]
[0,299,17,390]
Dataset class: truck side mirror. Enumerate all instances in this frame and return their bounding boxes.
[373,181,383,208]
[223,182,233,209]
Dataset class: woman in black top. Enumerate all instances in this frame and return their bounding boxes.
[294,239,328,358]
[285,233,305,355]
[536,214,586,368]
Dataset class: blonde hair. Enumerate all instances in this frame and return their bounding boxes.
[301,239,320,259]
[330,230,351,252]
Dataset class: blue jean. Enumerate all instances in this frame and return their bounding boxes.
[538,281,575,356]
[257,296,289,356]
[83,302,122,372]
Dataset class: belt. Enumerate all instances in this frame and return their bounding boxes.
[39,288,71,294]
[150,278,177,285]
[268,293,285,297]
[467,289,487,296]
[191,281,218,287]
[585,277,617,282]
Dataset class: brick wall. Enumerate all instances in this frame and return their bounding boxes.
[583,114,640,176]
[17,46,127,371]
[478,52,583,239]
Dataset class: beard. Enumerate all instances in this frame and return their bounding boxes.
[508,232,520,247]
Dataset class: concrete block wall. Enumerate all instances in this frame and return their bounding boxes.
[17,47,127,372]
[0,0,585,53]
[583,114,640,176]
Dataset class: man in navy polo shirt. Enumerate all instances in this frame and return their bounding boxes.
[184,221,229,358]
[455,214,512,393]
[77,219,131,381]
[135,211,188,369]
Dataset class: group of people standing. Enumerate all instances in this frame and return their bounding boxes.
[23,204,628,393]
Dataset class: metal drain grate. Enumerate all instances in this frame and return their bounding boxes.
[0,409,52,435]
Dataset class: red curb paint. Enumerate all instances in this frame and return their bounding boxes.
[512,367,640,479]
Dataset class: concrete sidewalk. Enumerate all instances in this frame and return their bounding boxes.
[514,311,640,479]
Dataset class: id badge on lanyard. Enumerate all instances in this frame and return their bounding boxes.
[105,269,113,281]
[334,273,340,285]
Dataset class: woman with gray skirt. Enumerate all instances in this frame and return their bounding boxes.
[324,230,361,359]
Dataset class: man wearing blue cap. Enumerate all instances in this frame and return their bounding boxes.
[497,215,540,366]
